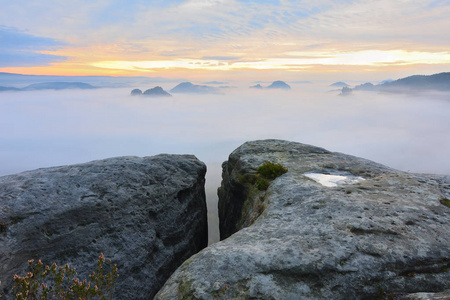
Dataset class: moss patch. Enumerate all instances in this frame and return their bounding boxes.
[238,174,257,185]
[178,279,196,300]
[257,161,288,179]
[255,179,269,190]
[235,161,288,229]
[440,198,450,208]
[237,162,288,191]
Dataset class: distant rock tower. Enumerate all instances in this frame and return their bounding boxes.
[130,88,143,96]
[266,80,291,89]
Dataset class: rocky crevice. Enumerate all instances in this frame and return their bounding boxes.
[156,139,450,300]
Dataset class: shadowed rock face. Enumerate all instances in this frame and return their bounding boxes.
[0,155,208,299]
[155,140,450,300]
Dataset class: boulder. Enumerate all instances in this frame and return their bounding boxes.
[155,140,450,300]
[0,155,208,299]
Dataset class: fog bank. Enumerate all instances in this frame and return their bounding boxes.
[1,84,449,243]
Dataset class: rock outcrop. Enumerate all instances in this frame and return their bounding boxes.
[330,81,349,87]
[143,86,172,97]
[155,140,450,300]
[266,80,291,89]
[354,82,376,91]
[130,88,143,95]
[0,155,208,299]
[339,86,353,96]
[170,82,219,94]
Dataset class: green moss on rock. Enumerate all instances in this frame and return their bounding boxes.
[257,161,288,179]
[440,198,450,208]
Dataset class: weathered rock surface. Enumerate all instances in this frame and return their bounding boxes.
[399,289,450,299]
[155,140,450,300]
[0,155,208,299]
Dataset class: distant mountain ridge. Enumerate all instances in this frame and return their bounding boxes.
[23,82,97,90]
[340,72,450,95]
[130,87,172,97]
[380,72,450,91]
[330,81,349,87]
[0,72,186,87]
[267,81,291,89]
[0,82,98,92]
[0,86,20,91]
[170,82,219,94]
[249,80,291,89]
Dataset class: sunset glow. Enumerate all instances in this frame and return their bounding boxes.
[90,50,450,72]
[1,0,450,79]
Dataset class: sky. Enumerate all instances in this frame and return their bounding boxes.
[1,0,450,81]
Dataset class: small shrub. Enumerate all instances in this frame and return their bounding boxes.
[12,253,118,300]
[255,179,269,190]
[257,162,288,180]
[238,174,257,185]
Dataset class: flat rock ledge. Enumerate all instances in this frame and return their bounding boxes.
[0,155,208,299]
[155,140,450,300]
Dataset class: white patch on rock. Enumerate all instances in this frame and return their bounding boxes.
[303,171,365,187]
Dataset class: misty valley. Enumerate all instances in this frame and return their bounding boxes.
[1,73,449,299]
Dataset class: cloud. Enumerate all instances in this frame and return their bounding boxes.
[1,84,449,177]
[201,56,240,60]
[0,0,449,72]
[0,53,67,68]
[0,26,66,67]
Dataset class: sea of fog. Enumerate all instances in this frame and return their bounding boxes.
[1,83,449,243]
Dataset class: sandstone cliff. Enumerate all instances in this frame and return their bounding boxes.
[0,155,208,299]
[156,140,450,300]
